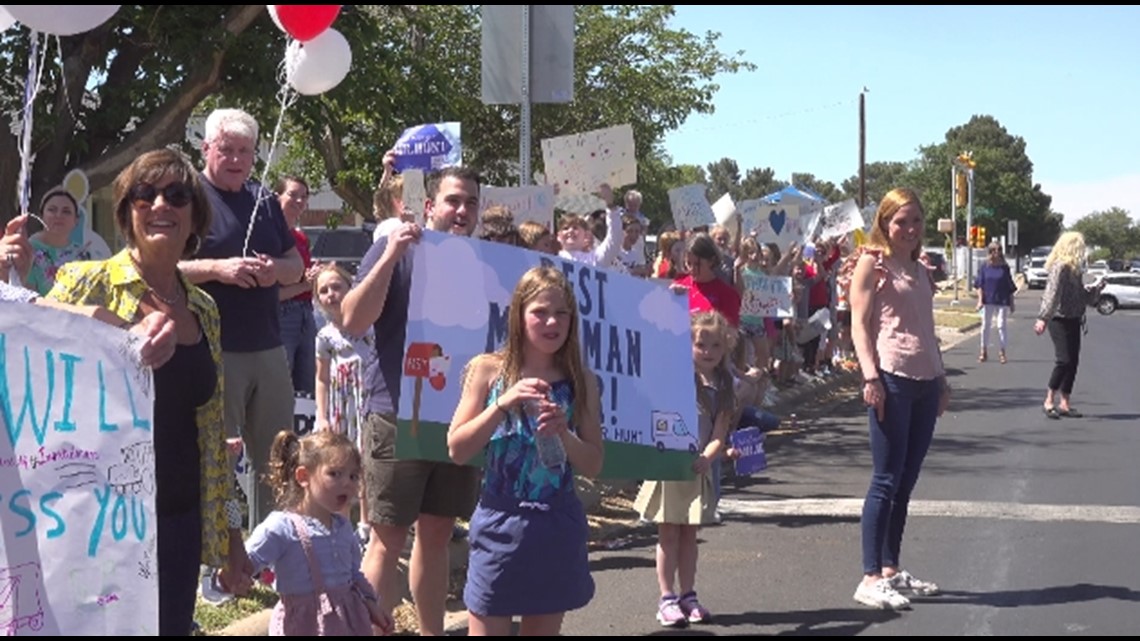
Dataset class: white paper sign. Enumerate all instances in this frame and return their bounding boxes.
[541,124,637,195]
[668,184,715,230]
[401,169,427,226]
[740,273,794,323]
[0,304,158,635]
[817,199,864,240]
[480,185,556,230]
[738,201,807,247]
[711,193,737,225]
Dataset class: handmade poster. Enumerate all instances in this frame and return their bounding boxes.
[729,428,767,476]
[480,185,556,230]
[0,303,157,635]
[401,169,427,225]
[540,124,637,195]
[816,199,863,240]
[738,201,807,247]
[739,273,794,324]
[397,231,699,480]
[711,193,737,225]
[668,184,715,230]
[393,122,462,173]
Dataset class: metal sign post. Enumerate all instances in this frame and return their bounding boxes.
[481,6,575,186]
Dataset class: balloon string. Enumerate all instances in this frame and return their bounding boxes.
[241,70,299,258]
[17,31,50,228]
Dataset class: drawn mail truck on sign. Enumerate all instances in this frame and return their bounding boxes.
[651,410,698,453]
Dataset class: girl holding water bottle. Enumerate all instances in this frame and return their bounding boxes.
[448,266,604,636]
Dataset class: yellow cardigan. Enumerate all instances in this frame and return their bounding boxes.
[49,249,232,567]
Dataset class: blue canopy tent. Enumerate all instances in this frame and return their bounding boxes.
[761,185,829,206]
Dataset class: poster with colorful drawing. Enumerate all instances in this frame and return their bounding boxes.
[667,184,716,230]
[738,201,806,247]
[816,199,864,240]
[540,124,637,195]
[739,273,794,324]
[397,230,700,480]
[480,185,556,230]
[0,303,157,635]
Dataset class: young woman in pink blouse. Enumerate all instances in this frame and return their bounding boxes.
[848,188,950,611]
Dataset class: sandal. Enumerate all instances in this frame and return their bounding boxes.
[1043,406,1061,420]
[1059,408,1083,418]
[999,351,1007,364]
[978,351,987,363]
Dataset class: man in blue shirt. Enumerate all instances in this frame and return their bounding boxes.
[181,108,304,525]
[342,166,482,636]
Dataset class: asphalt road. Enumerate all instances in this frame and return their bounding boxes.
[560,291,1140,636]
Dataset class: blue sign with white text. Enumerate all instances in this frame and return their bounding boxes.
[730,427,767,476]
[394,122,462,173]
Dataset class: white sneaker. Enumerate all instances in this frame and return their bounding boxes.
[853,578,911,610]
[888,569,940,596]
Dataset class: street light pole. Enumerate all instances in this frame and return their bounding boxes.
[951,164,959,302]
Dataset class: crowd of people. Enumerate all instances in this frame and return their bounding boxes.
[2,104,1107,636]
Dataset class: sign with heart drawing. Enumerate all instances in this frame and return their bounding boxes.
[737,200,806,247]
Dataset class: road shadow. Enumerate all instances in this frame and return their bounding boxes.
[642,608,900,636]
[720,512,861,528]
[1090,413,1140,421]
[588,554,656,572]
[933,583,1140,607]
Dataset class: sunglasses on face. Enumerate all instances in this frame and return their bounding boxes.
[129,182,194,208]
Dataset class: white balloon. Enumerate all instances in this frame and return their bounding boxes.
[0,7,16,32]
[285,28,352,96]
[267,5,285,34]
[3,5,120,36]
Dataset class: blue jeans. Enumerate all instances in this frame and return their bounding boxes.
[279,299,317,395]
[861,371,940,575]
[739,405,781,433]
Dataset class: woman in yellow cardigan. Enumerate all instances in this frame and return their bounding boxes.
[49,149,251,635]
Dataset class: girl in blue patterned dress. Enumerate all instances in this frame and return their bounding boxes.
[448,266,605,636]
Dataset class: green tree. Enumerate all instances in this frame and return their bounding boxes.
[706,157,741,202]
[901,115,1061,250]
[790,172,842,203]
[1,4,753,224]
[841,161,908,206]
[1070,208,1140,260]
[0,5,270,221]
[739,167,786,200]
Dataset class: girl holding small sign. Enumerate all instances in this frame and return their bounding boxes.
[447,266,604,636]
[634,310,736,628]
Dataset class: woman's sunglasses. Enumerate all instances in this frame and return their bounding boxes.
[129,182,194,208]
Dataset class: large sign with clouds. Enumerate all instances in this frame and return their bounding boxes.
[397,231,700,480]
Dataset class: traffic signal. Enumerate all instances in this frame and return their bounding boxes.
[955,172,968,208]
[967,225,976,247]
[974,226,987,249]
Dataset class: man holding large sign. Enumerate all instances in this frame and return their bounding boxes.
[341,166,482,636]
[397,230,699,481]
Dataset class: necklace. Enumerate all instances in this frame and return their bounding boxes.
[129,253,183,306]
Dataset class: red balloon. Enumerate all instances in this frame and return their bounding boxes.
[273,5,341,42]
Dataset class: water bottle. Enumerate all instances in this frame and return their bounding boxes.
[525,398,566,470]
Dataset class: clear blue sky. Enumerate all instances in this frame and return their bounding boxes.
[661,5,1140,224]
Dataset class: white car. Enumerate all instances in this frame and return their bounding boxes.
[1024,257,1048,289]
[1094,273,1140,315]
[1087,260,1110,279]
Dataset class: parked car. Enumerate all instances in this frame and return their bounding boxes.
[921,250,948,282]
[1094,272,1140,315]
[303,226,375,276]
[1024,256,1048,289]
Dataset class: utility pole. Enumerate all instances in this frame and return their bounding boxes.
[951,151,976,303]
[858,87,867,209]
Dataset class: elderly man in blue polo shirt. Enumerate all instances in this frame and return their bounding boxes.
[180,108,305,525]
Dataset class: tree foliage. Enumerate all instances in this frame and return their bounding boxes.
[0,4,753,225]
[1070,208,1140,260]
[840,161,908,206]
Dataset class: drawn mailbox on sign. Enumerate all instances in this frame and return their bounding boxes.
[404,342,451,436]
[0,563,45,635]
[651,410,698,453]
